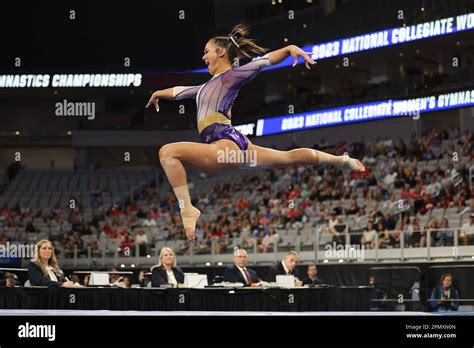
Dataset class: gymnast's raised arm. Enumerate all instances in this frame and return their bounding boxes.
[268,44,316,68]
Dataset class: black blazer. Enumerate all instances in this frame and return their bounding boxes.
[266,262,300,282]
[28,262,66,287]
[151,266,185,287]
[223,265,260,285]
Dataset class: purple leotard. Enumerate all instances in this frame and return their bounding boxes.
[171,55,271,151]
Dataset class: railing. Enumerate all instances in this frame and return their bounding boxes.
[54,227,474,268]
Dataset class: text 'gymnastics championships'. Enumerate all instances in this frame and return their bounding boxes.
[0,73,142,88]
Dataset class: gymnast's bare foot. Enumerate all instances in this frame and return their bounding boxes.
[342,155,365,172]
[181,206,201,241]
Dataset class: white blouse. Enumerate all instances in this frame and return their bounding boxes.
[48,267,58,282]
[167,270,178,285]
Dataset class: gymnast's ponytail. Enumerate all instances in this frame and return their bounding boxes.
[212,23,268,64]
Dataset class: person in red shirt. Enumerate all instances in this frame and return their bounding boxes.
[149,208,161,219]
[236,197,249,209]
[126,203,139,214]
[287,185,302,200]
[287,208,300,219]
[102,223,117,239]
[120,235,135,256]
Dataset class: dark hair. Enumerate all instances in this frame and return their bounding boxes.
[212,23,268,64]
[440,273,452,283]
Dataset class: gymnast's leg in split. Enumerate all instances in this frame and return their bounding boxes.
[159,139,365,240]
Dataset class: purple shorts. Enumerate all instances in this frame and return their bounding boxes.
[199,123,249,151]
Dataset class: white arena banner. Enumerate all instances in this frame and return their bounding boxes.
[0,73,142,88]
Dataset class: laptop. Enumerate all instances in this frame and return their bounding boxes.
[184,273,208,288]
[276,275,295,288]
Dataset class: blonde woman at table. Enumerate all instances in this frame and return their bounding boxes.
[151,247,185,288]
[27,239,81,287]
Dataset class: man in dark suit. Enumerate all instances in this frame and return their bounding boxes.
[302,263,325,286]
[266,250,301,283]
[223,249,260,286]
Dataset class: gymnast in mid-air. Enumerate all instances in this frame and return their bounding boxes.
[146,23,365,241]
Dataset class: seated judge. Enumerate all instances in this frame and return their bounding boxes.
[151,247,184,287]
[302,263,325,286]
[266,250,301,284]
[28,239,81,287]
[109,267,126,288]
[223,248,260,286]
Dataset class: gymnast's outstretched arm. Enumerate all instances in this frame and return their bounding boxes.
[267,44,316,68]
[145,85,203,110]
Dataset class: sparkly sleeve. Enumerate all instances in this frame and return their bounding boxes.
[221,54,271,89]
[172,85,203,100]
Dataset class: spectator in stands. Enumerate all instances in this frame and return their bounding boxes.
[391,218,404,248]
[151,247,184,287]
[381,211,397,231]
[25,218,37,233]
[377,222,390,248]
[429,273,460,312]
[329,215,347,245]
[28,239,80,287]
[421,217,439,248]
[460,213,474,246]
[142,214,157,228]
[177,239,191,256]
[122,276,131,288]
[266,250,302,286]
[212,222,229,255]
[312,211,327,228]
[332,201,345,216]
[436,218,454,246]
[409,217,421,247]
[72,231,87,257]
[361,222,377,249]
[134,228,149,256]
[302,264,324,286]
[223,249,260,285]
[88,234,100,256]
[197,230,213,254]
[399,215,412,247]
[258,226,278,253]
[90,187,103,209]
[346,200,360,215]
[119,235,135,256]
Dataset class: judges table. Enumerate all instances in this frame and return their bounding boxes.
[0,286,371,311]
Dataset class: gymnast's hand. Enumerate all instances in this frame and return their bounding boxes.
[288,45,316,70]
[145,91,160,112]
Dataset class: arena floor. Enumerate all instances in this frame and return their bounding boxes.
[2,309,472,316]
